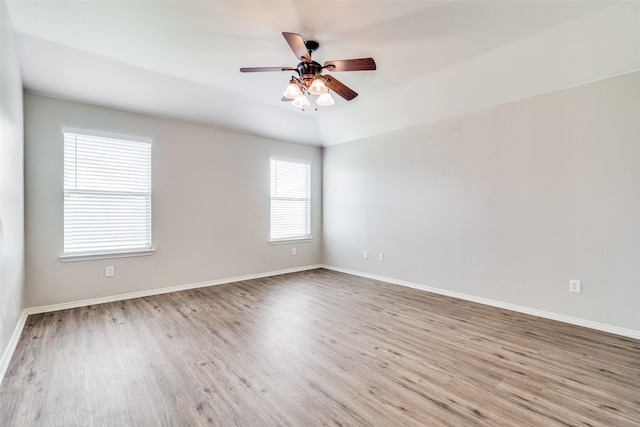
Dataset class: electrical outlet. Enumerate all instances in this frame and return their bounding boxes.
[569,279,581,293]
[379,253,384,262]
[291,247,297,256]
[363,250,368,260]
[106,266,115,278]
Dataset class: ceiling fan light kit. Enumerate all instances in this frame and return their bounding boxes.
[240,32,376,111]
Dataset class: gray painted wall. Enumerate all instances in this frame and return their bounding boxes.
[24,93,322,307]
[323,72,640,332]
[18,65,640,335]
[0,0,25,368]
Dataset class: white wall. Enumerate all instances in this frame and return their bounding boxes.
[24,93,322,307]
[0,0,25,371]
[323,71,640,333]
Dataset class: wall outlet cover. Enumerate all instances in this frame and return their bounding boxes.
[569,279,581,293]
[106,266,115,277]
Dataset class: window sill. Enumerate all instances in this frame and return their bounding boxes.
[60,249,155,263]
[269,237,313,245]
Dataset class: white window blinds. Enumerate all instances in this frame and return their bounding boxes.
[270,159,311,241]
[63,132,152,256]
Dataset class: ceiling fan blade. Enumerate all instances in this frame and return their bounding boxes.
[282,32,311,62]
[323,58,376,72]
[240,66,295,73]
[323,75,358,101]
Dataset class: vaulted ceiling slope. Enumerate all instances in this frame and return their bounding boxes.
[6,1,640,147]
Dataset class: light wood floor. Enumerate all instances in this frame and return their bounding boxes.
[1,269,639,426]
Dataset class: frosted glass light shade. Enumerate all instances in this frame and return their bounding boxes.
[292,95,310,109]
[283,83,303,99]
[316,92,335,106]
[308,77,328,95]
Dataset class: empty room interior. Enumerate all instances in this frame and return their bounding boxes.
[1,1,639,426]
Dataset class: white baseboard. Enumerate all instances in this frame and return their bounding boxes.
[322,265,640,341]
[25,264,323,315]
[0,310,28,386]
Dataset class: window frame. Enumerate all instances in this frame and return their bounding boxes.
[269,157,312,243]
[60,130,154,262]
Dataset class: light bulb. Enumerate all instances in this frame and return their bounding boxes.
[308,77,328,95]
[292,95,310,109]
[316,92,335,106]
[283,82,303,99]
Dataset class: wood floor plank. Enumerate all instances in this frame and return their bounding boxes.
[1,269,639,426]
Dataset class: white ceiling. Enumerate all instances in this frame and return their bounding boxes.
[6,1,640,147]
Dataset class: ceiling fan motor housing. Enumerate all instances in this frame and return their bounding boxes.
[296,61,324,86]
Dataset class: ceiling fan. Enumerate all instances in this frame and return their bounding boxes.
[240,32,376,110]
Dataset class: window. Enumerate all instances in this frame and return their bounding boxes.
[63,132,152,259]
[270,158,311,241]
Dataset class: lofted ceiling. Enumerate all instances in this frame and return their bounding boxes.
[5,1,640,147]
